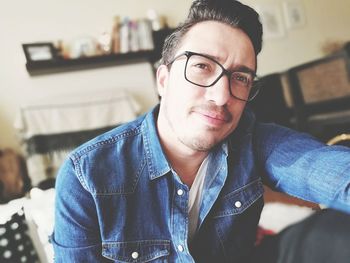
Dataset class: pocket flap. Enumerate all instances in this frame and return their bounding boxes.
[102,240,170,262]
[214,179,264,218]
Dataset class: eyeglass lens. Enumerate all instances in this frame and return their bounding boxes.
[185,54,258,101]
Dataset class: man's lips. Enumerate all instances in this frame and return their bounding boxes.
[200,111,230,122]
[192,106,232,125]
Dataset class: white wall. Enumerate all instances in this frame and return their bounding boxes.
[1,0,350,150]
[245,0,350,75]
[0,0,191,151]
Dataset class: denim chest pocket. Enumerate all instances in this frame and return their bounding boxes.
[102,240,170,262]
[213,179,264,218]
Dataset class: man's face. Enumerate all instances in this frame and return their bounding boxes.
[156,21,256,153]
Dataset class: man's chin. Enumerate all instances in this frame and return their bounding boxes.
[181,133,221,152]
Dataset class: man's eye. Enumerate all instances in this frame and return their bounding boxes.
[194,63,210,70]
[233,73,250,85]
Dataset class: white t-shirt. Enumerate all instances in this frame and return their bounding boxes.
[188,156,210,242]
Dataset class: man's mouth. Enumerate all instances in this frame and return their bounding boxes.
[192,105,232,126]
[201,111,229,121]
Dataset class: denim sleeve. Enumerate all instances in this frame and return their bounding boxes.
[254,123,350,214]
[51,156,110,262]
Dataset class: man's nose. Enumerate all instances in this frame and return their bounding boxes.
[204,75,231,106]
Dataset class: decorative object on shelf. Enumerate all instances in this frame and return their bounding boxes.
[22,43,57,62]
[118,17,155,54]
[129,20,140,52]
[120,17,131,54]
[69,36,98,59]
[111,16,121,54]
[147,9,168,31]
[138,19,154,51]
[97,30,112,55]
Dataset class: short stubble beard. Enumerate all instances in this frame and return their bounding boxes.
[164,104,230,152]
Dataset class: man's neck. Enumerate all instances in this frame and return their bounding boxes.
[157,123,208,188]
[156,105,214,187]
[164,144,208,188]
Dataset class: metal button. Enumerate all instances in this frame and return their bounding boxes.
[235,201,242,208]
[177,244,184,252]
[177,189,184,196]
[131,251,139,259]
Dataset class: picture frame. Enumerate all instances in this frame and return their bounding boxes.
[283,1,306,29]
[255,4,285,39]
[22,43,57,62]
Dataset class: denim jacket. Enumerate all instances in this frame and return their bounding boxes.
[52,105,350,263]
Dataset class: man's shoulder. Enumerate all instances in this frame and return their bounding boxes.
[69,113,147,160]
[59,113,150,193]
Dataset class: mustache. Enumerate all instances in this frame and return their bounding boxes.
[191,104,233,122]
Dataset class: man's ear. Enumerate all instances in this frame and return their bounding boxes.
[156,65,169,98]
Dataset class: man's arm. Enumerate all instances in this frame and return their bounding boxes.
[51,156,109,262]
[255,123,350,213]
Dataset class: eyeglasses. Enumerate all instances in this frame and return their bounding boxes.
[167,51,260,102]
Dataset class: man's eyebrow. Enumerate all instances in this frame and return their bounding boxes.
[233,65,256,75]
[202,53,224,64]
[201,52,256,75]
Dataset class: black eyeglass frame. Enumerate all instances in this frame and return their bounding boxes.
[167,51,260,102]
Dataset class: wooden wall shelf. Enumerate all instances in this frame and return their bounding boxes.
[24,28,173,76]
[26,50,154,76]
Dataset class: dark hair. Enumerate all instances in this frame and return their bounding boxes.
[161,0,263,65]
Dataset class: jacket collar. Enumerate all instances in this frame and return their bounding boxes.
[142,105,172,180]
[141,105,255,181]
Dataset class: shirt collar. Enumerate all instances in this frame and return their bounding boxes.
[141,105,245,181]
[142,105,172,180]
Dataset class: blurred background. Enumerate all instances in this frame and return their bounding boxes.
[1,1,350,262]
[1,0,350,150]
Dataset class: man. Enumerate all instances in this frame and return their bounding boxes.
[52,0,350,262]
